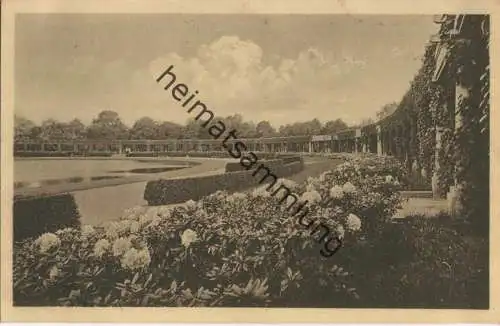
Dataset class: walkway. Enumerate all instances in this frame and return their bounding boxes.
[74,157,233,225]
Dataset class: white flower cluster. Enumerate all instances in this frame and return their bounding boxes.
[81,225,95,238]
[226,192,247,202]
[104,219,137,239]
[251,185,271,198]
[122,206,147,220]
[181,229,198,248]
[55,227,75,235]
[121,247,151,270]
[329,185,344,199]
[112,237,133,256]
[277,178,298,189]
[336,225,345,239]
[346,213,362,232]
[48,265,60,280]
[301,190,322,205]
[35,233,61,253]
[183,199,197,210]
[93,239,111,257]
[342,182,356,194]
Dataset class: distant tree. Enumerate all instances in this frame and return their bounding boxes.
[305,119,323,135]
[130,117,158,139]
[157,121,184,139]
[222,114,244,132]
[376,102,399,120]
[40,119,65,140]
[256,120,276,138]
[184,118,205,139]
[279,119,324,136]
[322,119,349,134]
[239,121,258,138]
[30,126,43,140]
[64,119,86,140]
[358,118,375,127]
[14,115,36,141]
[86,110,129,140]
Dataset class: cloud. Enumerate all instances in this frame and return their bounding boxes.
[390,46,405,58]
[146,35,366,121]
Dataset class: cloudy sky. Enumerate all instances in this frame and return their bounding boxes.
[15,14,439,127]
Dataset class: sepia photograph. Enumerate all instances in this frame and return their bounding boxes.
[1,0,498,323]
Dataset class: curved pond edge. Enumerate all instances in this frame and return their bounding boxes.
[13,157,210,200]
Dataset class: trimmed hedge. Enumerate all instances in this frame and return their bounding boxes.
[225,159,285,173]
[127,151,286,159]
[13,193,81,242]
[144,160,305,206]
[15,151,113,157]
[225,156,303,173]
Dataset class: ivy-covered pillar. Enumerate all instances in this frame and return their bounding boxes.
[431,126,444,199]
[376,125,382,155]
[447,76,468,218]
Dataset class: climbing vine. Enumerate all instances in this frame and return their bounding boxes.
[393,15,489,228]
[449,15,490,232]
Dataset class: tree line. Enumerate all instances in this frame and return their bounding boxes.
[14,110,351,142]
[15,103,397,142]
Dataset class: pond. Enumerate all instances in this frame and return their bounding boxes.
[14,158,191,189]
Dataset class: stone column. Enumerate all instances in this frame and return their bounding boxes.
[308,141,312,153]
[376,125,382,156]
[448,80,468,218]
[432,126,443,199]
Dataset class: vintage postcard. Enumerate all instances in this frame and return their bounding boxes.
[1,0,499,323]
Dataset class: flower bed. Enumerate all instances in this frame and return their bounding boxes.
[14,154,407,307]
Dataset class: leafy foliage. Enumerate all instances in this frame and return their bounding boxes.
[13,154,404,307]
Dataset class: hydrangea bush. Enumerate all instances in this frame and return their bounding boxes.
[13,155,404,307]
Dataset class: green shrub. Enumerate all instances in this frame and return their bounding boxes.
[144,161,304,206]
[13,194,81,242]
[335,216,489,308]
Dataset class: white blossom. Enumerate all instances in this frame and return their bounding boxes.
[252,186,270,198]
[138,213,154,226]
[121,247,151,270]
[184,199,197,210]
[227,192,247,202]
[104,221,120,240]
[301,190,322,205]
[93,239,111,257]
[81,225,95,238]
[147,217,162,229]
[55,227,74,235]
[346,213,362,232]
[112,237,132,257]
[48,265,60,280]
[342,182,357,194]
[122,206,146,220]
[181,229,198,248]
[329,185,344,199]
[278,178,298,189]
[129,221,140,233]
[336,225,345,239]
[35,233,61,253]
